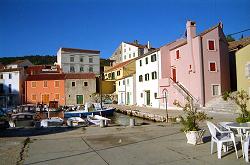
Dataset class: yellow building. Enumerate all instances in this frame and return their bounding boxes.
[103,59,136,94]
[236,44,250,109]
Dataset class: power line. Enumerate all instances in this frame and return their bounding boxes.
[227,28,250,36]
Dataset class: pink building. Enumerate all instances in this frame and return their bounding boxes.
[159,21,230,108]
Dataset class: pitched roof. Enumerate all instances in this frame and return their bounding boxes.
[124,42,148,49]
[64,73,96,79]
[105,59,135,72]
[0,67,23,73]
[169,23,222,51]
[228,36,250,51]
[26,74,65,81]
[61,47,100,54]
[135,48,160,60]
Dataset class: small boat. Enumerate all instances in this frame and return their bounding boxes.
[40,117,64,127]
[67,117,86,127]
[87,114,111,126]
[9,112,35,127]
[64,102,115,118]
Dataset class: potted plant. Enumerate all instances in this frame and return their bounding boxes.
[223,90,250,123]
[174,97,208,145]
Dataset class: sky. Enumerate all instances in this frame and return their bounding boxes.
[0,0,250,59]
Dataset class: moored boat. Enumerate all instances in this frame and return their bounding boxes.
[40,117,64,127]
[9,112,35,127]
[87,114,111,126]
[67,117,86,127]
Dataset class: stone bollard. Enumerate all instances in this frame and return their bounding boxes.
[130,118,135,127]
[100,119,105,128]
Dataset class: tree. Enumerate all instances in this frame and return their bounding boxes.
[226,35,235,42]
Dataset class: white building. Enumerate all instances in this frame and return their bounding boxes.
[0,68,25,107]
[57,47,100,75]
[109,40,152,64]
[136,49,161,108]
[6,59,33,69]
[117,74,136,105]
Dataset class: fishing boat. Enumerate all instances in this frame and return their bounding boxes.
[64,102,115,118]
[9,112,35,127]
[40,117,64,127]
[87,114,111,126]
[67,117,86,127]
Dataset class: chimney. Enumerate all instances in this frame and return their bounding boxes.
[147,41,151,49]
[186,20,196,40]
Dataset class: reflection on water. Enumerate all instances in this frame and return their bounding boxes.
[109,112,152,126]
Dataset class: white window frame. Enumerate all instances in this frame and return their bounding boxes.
[209,61,217,72]
[207,39,216,51]
[245,62,250,78]
[211,84,221,96]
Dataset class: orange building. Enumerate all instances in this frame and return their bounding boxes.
[25,74,65,106]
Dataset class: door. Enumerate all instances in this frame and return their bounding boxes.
[76,95,83,105]
[42,94,49,104]
[145,91,150,106]
[172,68,176,82]
[127,92,130,105]
[121,93,124,104]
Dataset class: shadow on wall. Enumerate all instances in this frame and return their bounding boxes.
[0,83,20,108]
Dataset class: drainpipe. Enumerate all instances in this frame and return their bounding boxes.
[199,36,205,106]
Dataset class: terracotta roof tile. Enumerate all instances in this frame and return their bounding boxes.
[105,59,134,72]
[228,36,250,51]
[61,47,100,54]
[0,68,23,72]
[64,73,96,79]
[26,74,65,81]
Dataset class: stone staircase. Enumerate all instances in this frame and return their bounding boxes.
[203,96,240,114]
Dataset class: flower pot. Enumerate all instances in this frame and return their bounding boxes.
[185,129,205,145]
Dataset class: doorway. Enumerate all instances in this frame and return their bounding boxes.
[145,90,150,106]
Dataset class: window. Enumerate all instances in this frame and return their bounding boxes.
[55,94,60,100]
[133,53,135,57]
[108,73,111,78]
[124,49,126,53]
[70,56,74,62]
[129,54,131,58]
[31,81,36,88]
[80,66,84,72]
[44,81,48,87]
[9,73,12,79]
[154,93,157,98]
[129,47,131,51]
[119,81,120,86]
[208,40,215,50]
[124,55,126,60]
[70,66,75,72]
[117,71,121,76]
[209,62,216,72]
[80,57,83,62]
[212,85,220,96]
[139,60,142,66]
[84,82,88,86]
[139,75,143,82]
[152,71,157,80]
[55,81,59,87]
[245,62,250,78]
[123,80,125,85]
[32,94,36,101]
[127,79,129,85]
[72,82,75,87]
[89,57,93,63]
[0,74,3,79]
[8,84,11,93]
[141,93,143,98]
[176,50,180,59]
[145,73,150,81]
[111,72,115,79]
[151,54,157,62]
[89,66,93,72]
[145,57,148,64]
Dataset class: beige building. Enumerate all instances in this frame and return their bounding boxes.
[64,73,96,105]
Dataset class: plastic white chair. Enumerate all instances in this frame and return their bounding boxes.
[243,131,250,162]
[207,121,238,159]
